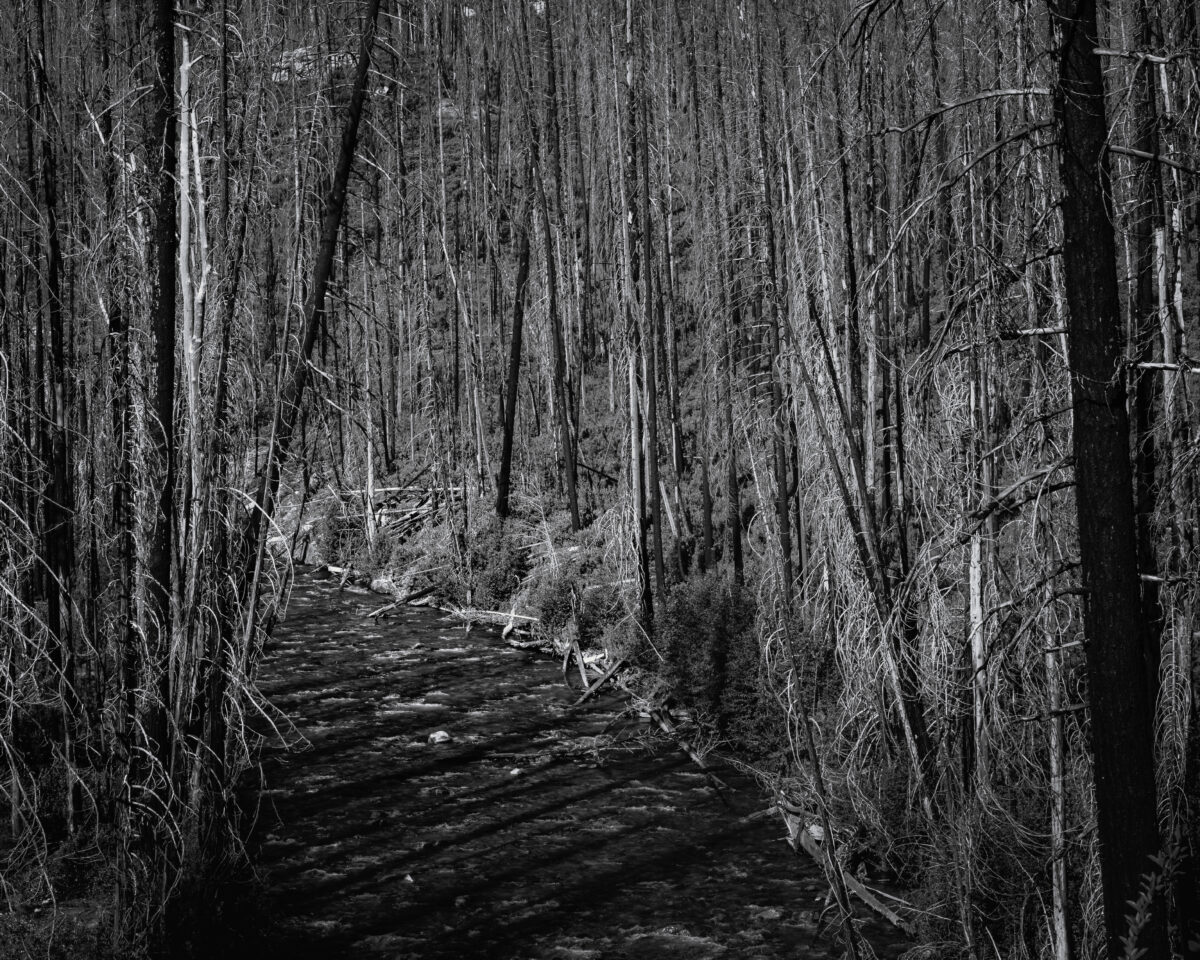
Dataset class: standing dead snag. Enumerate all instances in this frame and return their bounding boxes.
[1051,1,1167,956]
[145,0,178,811]
[496,187,531,521]
[242,0,382,589]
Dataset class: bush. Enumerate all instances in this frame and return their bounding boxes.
[318,494,368,566]
[576,584,625,648]
[466,515,529,608]
[656,572,781,754]
[384,523,466,606]
[720,623,784,754]
[527,572,575,633]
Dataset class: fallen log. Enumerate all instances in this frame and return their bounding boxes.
[651,709,730,799]
[649,708,711,771]
[366,585,436,618]
[572,657,627,707]
[787,814,915,935]
[503,633,552,650]
[323,564,368,588]
[445,605,539,640]
[447,607,539,628]
[560,638,591,689]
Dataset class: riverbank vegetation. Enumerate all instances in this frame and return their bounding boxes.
[1,0,1198,957]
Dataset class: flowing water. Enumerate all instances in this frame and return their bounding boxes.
[250,575,909,959]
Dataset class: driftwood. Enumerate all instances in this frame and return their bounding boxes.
[572,657,627,707]
[321,563,367,588]
[504,633,551,650]
[446,606,539,635]
[366,585,436,619]
[649,708,712,771]
[560,638,590,688]
[786,813,916,935]
[653,709,730,798]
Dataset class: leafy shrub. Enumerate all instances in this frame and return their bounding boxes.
[384,523,467,606]
[527,572,575,633]
[656,572,780,753]
[594,611,648,666]
[466,516,529,608]
[576,584,624,648]
[319,494,367,566]
[720,623,784,754]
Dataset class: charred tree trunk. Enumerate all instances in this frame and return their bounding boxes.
[243,0,381,600]
[144,0,178,807]
[638,51,667,601]
[1052,3,1167,956]
[496,195,531,519]
[1129,0,1165,712]
[30,0,80,827]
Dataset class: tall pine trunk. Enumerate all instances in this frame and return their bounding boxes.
[496,194,531,519]
[242,0,382,577]
[1052,2,1167,955]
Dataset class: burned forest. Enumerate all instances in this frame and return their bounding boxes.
[2,0,1199,957]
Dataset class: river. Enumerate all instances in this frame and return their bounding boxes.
[249,574,909,959]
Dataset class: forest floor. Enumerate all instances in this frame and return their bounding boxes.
[244,571,912,959]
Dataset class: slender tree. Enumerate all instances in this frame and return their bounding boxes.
[242,0,381,580]
[496,189,531,519]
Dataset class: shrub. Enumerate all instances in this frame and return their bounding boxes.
[720,623,784,754]
[576,584,625,648]
[318,493,367,566]
[466,515,529,608]
[656,572,780,753]
[527,572,575,633]
[384,523,467,606]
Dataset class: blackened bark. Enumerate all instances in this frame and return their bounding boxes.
[33,0,80,828]
[145,0,177,781]
[724,316,742,586]
[1130,0,1164,712]
[524,3,579,531]
[199,128,261,797]
[831,69,864,452]
[496,202,531,519]
[244,0,381,571]
[754,33,793,596]
[1052,3,1167,956]
[638,67,666,600]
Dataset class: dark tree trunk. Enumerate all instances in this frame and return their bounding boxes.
[754,30,793,596]
[243,0,382,573]
[145,0,177,790]
[524,2,579,531]
[723,315,742,587]
[32,0,79,829]
[1130,0,1164,712]
[1052,3,1167,957]
[639,67,666,601]
[496,199,531,519]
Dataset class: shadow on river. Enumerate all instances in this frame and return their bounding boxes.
[246,574,910,959]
